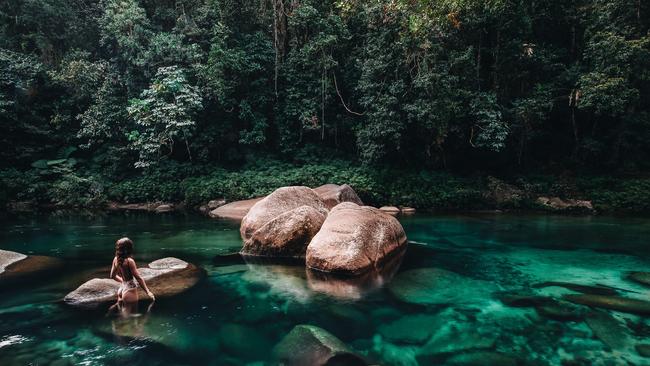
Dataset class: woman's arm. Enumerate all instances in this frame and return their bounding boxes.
[128,258,155,300]
[110,257,123,283]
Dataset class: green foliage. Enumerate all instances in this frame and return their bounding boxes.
[1,0,650,211]
[127,66,202,167]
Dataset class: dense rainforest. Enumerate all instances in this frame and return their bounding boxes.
[1,0,649,212]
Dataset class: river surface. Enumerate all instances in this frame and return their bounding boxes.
[1,212,650,365]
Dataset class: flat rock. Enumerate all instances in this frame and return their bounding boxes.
[585,311,630,350]
[241,205,326,258]
[273,324,366,366]
[388,268,493,305]
[379,206,400,216]
[0,249,27,274]
[0,249,62,284]
[563,294,650,315]
[209,197,263,221]
[313,184,363,209]
[64,257,202,307]
[496,290,547,307]
[306,202,407,275]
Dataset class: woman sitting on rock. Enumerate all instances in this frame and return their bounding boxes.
[110,237,155,305]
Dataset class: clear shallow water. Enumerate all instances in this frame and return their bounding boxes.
[1,212,650,365]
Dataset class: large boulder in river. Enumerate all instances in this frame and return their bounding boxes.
[306,202,407,275]
[241,205,326,258]
[209,197,263,221]
[239,187,329,257]
[64,257,203,307]
[313,184,363,209]
[273,324,366,366]
[0,249,62,285]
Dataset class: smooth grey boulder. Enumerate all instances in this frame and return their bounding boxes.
[64,257,202,307]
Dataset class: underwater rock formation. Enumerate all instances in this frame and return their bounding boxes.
[64,257,203,307]
[306,202,407,275]
[563,294,650,315]
[388,267,493,305]
[273,324,366,366]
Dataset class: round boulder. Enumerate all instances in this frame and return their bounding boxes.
[306,202,407,275]
[64,257,203,307]
[313,184,363,210]
[239,187,328,258]
[241,205,326,258]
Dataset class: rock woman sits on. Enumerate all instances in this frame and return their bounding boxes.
[110,237,155,309]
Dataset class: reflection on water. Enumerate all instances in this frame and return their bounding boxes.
[1,212,650,365]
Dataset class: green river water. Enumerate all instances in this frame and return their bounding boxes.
[1,212,650,365]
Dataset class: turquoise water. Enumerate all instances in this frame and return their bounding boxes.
[1,212,650,365]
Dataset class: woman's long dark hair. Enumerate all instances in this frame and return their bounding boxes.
[115,237,134,266]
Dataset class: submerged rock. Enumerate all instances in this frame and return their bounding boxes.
[563,294,650,315]
[636,344,650,357]
[273,324,366,366]
[378,314,441,344]
[401,207,416,214]
[535,299,586,321]
[64,257,203,307]
[417,323,497,360]
[241,205,326,258]
[306,202,407,275]
[445,351,519,366]
[532,281,619,296]
[313,184,363,210]
[388,268,493,305]
[219,322,272,361]
[627,272,650,287]
[585,311,630,350]
[496,290,547,307]
[209,197,263,221]
[0,249,62,284]
[240,187,328,258]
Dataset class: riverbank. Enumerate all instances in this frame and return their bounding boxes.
[2,160,650,215]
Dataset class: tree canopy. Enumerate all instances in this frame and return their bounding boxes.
[1,0,648,175]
